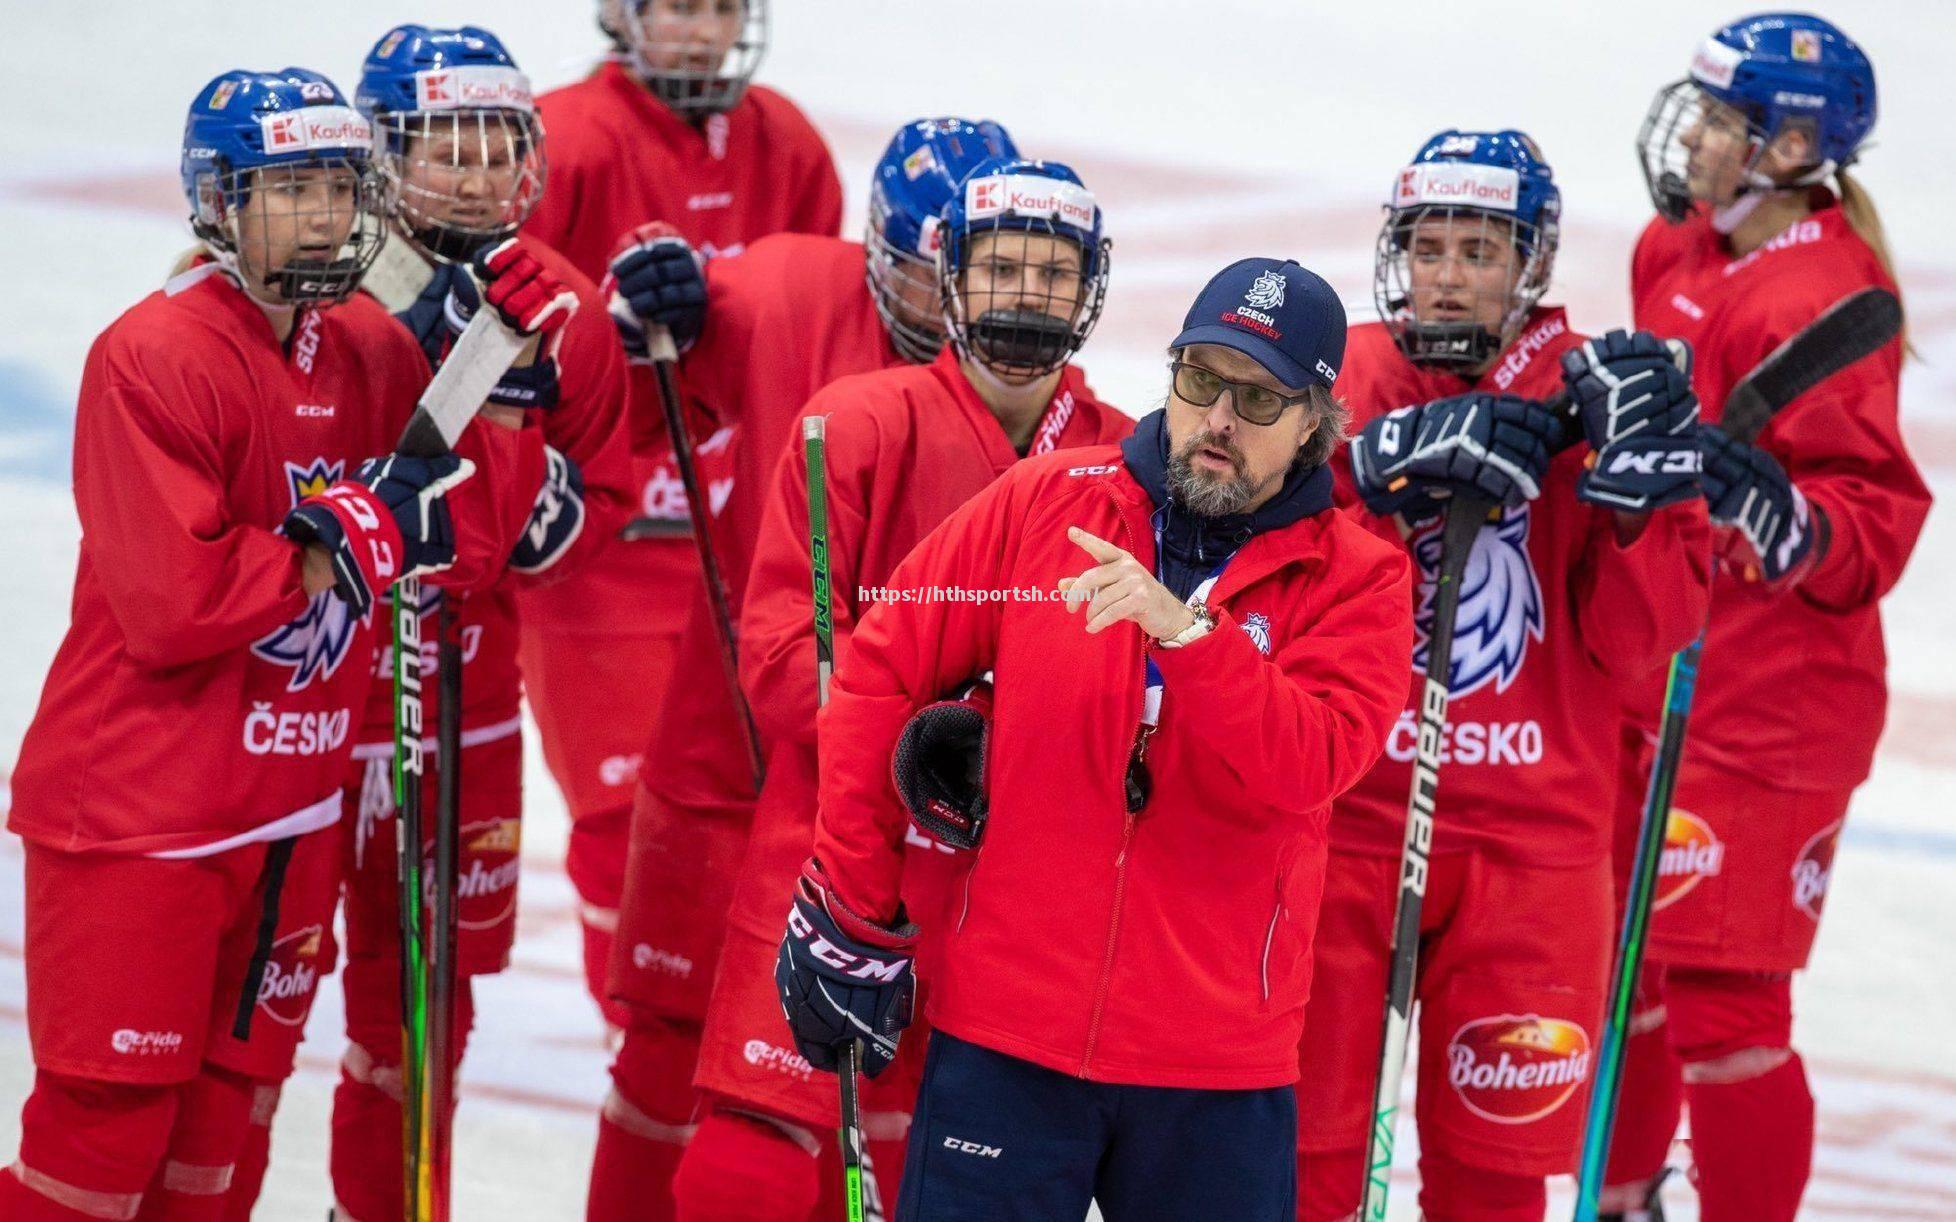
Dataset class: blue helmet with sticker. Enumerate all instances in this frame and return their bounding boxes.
[866,118,1019,363]
[180,68,387,304]
[1639,13,1876,223]
[937,157,1111,379]
[1374,129,1561,371]
[355,25,545,262]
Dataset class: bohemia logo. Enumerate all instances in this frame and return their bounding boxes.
[257,924,326,1027]
[253,460,363,689]
[1448,1014,1593,1124]
[1791,819,1842,921]
[1653,808,1724,911]
[1413,504,1543,698]
[446,817,522,932]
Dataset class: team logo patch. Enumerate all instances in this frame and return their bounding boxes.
[1242,611,1272,655]
[1244,270,1287,311]
[253,460,365,690]
[1653,808,1724,911]
[208,80,238,110]
[1447,1014,1593,1124]
[1791,819,1842,921]
[1792,28,1822,62]
[1412,504,1543,698]
[256,924,326,1027]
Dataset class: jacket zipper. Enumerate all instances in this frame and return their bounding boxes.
[1080,498,1151,1078]
[955,862,976,933]
[1260,898,1283,1003]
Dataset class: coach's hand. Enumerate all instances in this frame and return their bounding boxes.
[1061,527,1198,640]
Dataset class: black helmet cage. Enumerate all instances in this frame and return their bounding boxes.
[193,157,388,306]
[938,224,1111,381]
[1373,202,1556,372]
[617,0,768,116]
[1637,79,1834,223]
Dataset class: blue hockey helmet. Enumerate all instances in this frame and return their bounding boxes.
[937,157,1110,379]
[1374,129,1562,371]
[356,24,545,263]
[180,68,387,305]
[1639,12,1877,223]
[866,118,1020,363]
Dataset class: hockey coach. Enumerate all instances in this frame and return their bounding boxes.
[777,257,1414,1218]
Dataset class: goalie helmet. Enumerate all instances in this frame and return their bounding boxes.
[937,157,1110,380]
[356,24,546,264]
[1373,129,1560,372]
[180,69,387,306]
[1639,12,1876,226]
[603,0,768,117]
[866,118,1019,364]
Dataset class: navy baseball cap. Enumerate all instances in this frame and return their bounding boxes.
[1170,257,1347,390]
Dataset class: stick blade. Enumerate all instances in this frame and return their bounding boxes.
[396,310,530,458]
[1721,287,1902,443]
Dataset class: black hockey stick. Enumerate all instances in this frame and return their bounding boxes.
[642,325,766,792]
[1572,285,1902,1221]
[1361,489,1492,1220]
[393,307,527,1222]
[426,599,463,1220]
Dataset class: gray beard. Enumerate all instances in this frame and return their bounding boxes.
[1167,448,1257,517]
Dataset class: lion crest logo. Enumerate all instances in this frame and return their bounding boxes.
[1411,503,1544,697]
[1244,270,1287,311]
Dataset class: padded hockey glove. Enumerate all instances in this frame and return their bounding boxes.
[1698,426,1825,585]
[891,678,993,850]
[776,858,916,1079]
[1349,392,1560,521]
[604,221,707,360]
[396,260,564,411]
[1562,329,1702,511]
[284,453,475,618]
[473,238,579,355]
[508,446,586,575]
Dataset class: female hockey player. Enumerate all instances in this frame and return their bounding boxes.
[583,118,1020,1222]
[1600,15,1930,1222]
[0,69,489,1221]
[308,25,636,1222]
[779,250,1411,1221]
[518,0,847,1020]
[1293,129,1711,1221]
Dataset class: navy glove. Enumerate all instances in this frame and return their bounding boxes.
[1698,427,1824,584]
[891,679,993,851]
[776,859,916,1079]
[1561,329,1702,512]
[394,264,564,411]
[284,453,476,618]
[604,221,707,359]
[1349,392,1561,521]
[509,447,587,575]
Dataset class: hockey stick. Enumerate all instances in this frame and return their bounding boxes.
[803,414,865,1222]
[393,307,527,1222]
[1571,285,1902,1221]
[426,599,463,1220]
[644,325,767,792]
[1360,490,1492,1221]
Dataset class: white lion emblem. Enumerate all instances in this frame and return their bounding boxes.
[1411,504,1544,698]
[1244,270,1287,311]
[1242,612,1272,655]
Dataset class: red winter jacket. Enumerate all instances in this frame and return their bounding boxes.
[812,438,1413,1089]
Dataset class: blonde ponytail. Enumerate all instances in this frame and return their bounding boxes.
[1837,170,1915,358]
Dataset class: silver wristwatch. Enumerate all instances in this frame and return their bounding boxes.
[1156,602,1216,649]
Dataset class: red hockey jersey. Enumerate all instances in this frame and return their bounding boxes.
[1328,311,1711,867]
[8,266,521,855]
[1626,198,1929,791]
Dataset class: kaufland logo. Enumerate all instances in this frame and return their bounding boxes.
[965,173,1097,229]
[414,66,534,113]
[1447,1014,1592,1124]
[260,106,372,154]
[1393,163,1520,212]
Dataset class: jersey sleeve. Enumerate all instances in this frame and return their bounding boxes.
[1735,281,1929,611]
[807,464,1025,925]
[74,337,311,667]
[1148,527,1413,820]
[1568,498,1712,675]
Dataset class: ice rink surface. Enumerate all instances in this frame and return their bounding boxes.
[1,2,1953,1217]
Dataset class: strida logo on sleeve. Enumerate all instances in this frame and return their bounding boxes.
[1446,1014,1593,1124]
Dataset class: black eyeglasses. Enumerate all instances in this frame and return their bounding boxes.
[1169,360,1314,426]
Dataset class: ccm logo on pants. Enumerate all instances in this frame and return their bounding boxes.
[943,1137,1003,1157]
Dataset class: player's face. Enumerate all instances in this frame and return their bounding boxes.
[1405,213,1520,334]
[1678,93,1755,206]
[235,164,361,296]
[1165,342,1319,515]
[631,0,746,74]
[960,231,1086,325]
[397,116,533,233]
